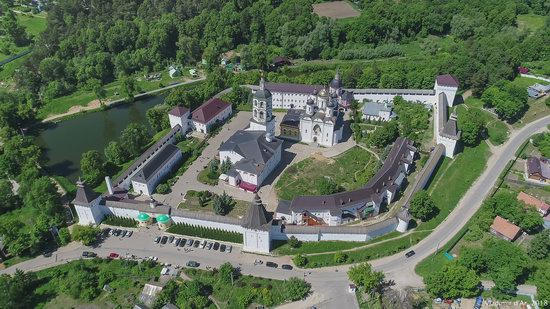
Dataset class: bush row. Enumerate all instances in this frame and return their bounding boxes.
[101,215,138,228]
[167,223,243,243]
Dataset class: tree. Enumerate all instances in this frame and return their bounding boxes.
[458,247,486,273]
[481,81,528,122]
[284,277,311,301]
[368,121,399,148]
[57,227,71,246]
[80,150,106,187]
[146,106,170,133]
[334,251,348,263]
[409,190,437,221]
[0,179,20,213]
[23,177,63,218]
[458,108,485,146]
[120,123,151,157]
[0,220,31,256]
[528,230,550,260]
[317,177,339,195]
[218,262,236,284]
[0,269,38,309]
[425,263,480,299]
[212,192,233,216]
[87,78,107,107]
[71,225,100,246]
[288,235,301,248]
[293,254,308,267]
[535,267,550,309]
[176,280,209,309]
[120,76,138,102]
[220,158,232,174]
[348,263,385,294]
[1,11,29,46]
[104,141,128,165]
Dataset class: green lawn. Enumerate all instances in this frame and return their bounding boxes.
[184,268,298,309]
[511,76,550,89]
[179,194,250,219]
[275,146,377,200]
[16,13,48,36]
[457,103,510,145]
[517,14,548,32]
[273,240,366,256]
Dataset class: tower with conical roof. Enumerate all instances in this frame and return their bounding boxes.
[72,178,104,225]
[249,74,276,135]
[396,207,411,233]
[329,69,343,95]
[241,193,272,253]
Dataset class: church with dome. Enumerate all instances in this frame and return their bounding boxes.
[253,71,348,147]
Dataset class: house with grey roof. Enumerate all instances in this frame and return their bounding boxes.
[131,144,183,196]
[528,83,550,98]
[526,157,550,183]
[362,101,396,122]
[219,130,283,191]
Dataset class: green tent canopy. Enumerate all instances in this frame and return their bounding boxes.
[156,214,171,223]
[137,213,150,222]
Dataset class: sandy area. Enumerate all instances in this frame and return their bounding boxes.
[313,1,360,19]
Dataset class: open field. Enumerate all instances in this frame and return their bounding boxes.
[179,191,250,219]
[313,1,360,19]
[517,14,548,32]
[275,146,377,201]
[16,12,48,36]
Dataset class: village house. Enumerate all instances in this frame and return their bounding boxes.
[490,216,522,242]
[362,101,396,122]
[190,98,232,134]
[526,157,550,183]
[517,192,550,216]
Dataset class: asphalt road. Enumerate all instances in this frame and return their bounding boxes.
[370,115,550,287]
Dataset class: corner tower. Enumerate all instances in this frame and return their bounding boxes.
[249,76,276,135]
[72,178,104,225]
[241,194,272,253]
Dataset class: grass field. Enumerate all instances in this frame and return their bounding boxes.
[16,13,48,36]
[517,14,548,32]
[179,194,250,219]
[275,146,377,201]
[457,102,510,145]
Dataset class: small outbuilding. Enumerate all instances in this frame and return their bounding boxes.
[156,214,172,229]
[137,213,152,227]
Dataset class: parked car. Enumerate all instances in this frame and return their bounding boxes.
[121,230,128,237]
[42,251,53,258]
[186,261,200,268]
[109,229,115,236]
[186,239,193,246]
[168,235,175,243]
[82,251,97,258]
[207,242,213,250]
[254,259,263,266]
[225,245,232,253]
[193,240,200,248]
[281,264,293,270]
[126,231,133,237]
[179,238,186,247]
[405,250,415,258]
[266,262,278,268]
[220,244,226,252]
[108,253,119,259]
[113,229,121,236]
[213,242,220,250]
[175,238,181,247]
[200,240,207,248]
[102,228,111,237]
[161,236,168,244]
[154,236,161,243]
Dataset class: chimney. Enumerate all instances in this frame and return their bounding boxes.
[105,176,114,195]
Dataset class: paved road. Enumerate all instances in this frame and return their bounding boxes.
[0,227,358,309]
[370,115,550,287]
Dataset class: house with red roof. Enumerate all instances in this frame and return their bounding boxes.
[490,216,522,242]
[517,191,550,216]
[191,98,232,134]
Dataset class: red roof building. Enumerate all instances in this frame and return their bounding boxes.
[490,216,522,242]
[436,74,459,88]
[190,98,232,134]
[518,66,529,74]
[168,106,189,117]
[517,192,550,216]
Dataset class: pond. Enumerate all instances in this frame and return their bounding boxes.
[35,95,166,182]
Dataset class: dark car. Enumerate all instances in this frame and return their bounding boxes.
[102,228,111,237]
[186,261,200,268]
[113,229,120,236]
[179,238,187,247]
[175,238,181,247]
[161,236,168,244]
[405,250,415,258]
[126,231,133,237]
[193,240,200,248]
[121,230,128,237]
[266,262,278,268]
[42,251,53,258]
[154,236,161,243]
[168,235,175,243]
[220,244,226,252]
[213,242,220,251]
[281,264,293,270]
[82,251,97,258]
[186,239,194,246]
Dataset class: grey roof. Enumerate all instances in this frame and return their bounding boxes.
[276,200,292,215]
[362,101,394,117]
[171,208,242,225]
[73,179,100,206]
[242,194,271,230]
[346,88,435,96]
[341,91,354,101]
[528,88,542,98]
[284,217,398,234]
[330,71,342,89]
[281,109,302,128]
[103,198,171,214]
[437,93,460,140]
[219,130,283,173]
[114,125,181,187]
[132,144,181,183]
[161,304,179,309]
[531,83,550,93]
[289,138,416,213]
[397,208,411,221]
[265,82,323,94]
[254,78,272,99]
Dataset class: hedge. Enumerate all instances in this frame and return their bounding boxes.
[167,222,243,243]
[101,215,138,228]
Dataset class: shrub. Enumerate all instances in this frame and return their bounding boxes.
[102,215,138,228]
[334,251,348,263]
[156,183,170,194]
[288,236,301,248]
[293,254,308,267]
[167,223,243,243]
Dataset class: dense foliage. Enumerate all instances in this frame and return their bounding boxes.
[425,263,481,299]
[167,222,243,243]
[409,190,437,221]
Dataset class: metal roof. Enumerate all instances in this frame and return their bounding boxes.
[436,74,459,88]
[242,194,271,230]
[168,106,189,117]
[72,179,100,206]
[191,98,231,124]
[132,144,181,183]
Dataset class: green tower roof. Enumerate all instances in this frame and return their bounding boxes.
[156,214,170,223]
[137,213,150,222]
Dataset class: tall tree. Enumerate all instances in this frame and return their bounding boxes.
[348,262,385,294]
[120,123,151,157]
[409,190,437,221]
[425,263,480,299]
[87,78,107,107]
[80,150,106,187]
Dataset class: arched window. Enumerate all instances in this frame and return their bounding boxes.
[254,110,257,118]
[259,111,264,120]
[253,100,257,107]
[259,101,264,108]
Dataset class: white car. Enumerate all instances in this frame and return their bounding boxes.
[225,245,232,253]
[200,240,207,248]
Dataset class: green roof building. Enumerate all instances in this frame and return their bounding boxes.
[156,214,171,224]
[137,213,151,222]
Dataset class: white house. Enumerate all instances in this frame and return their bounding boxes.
[168,106,190,134]
[191,98,232,134]
[131,144,183,196]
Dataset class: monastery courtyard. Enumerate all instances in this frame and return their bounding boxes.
[153,110,355,211]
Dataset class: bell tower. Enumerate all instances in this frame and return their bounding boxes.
[249,75,276,135]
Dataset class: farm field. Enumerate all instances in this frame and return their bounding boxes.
[312,1,360,19]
